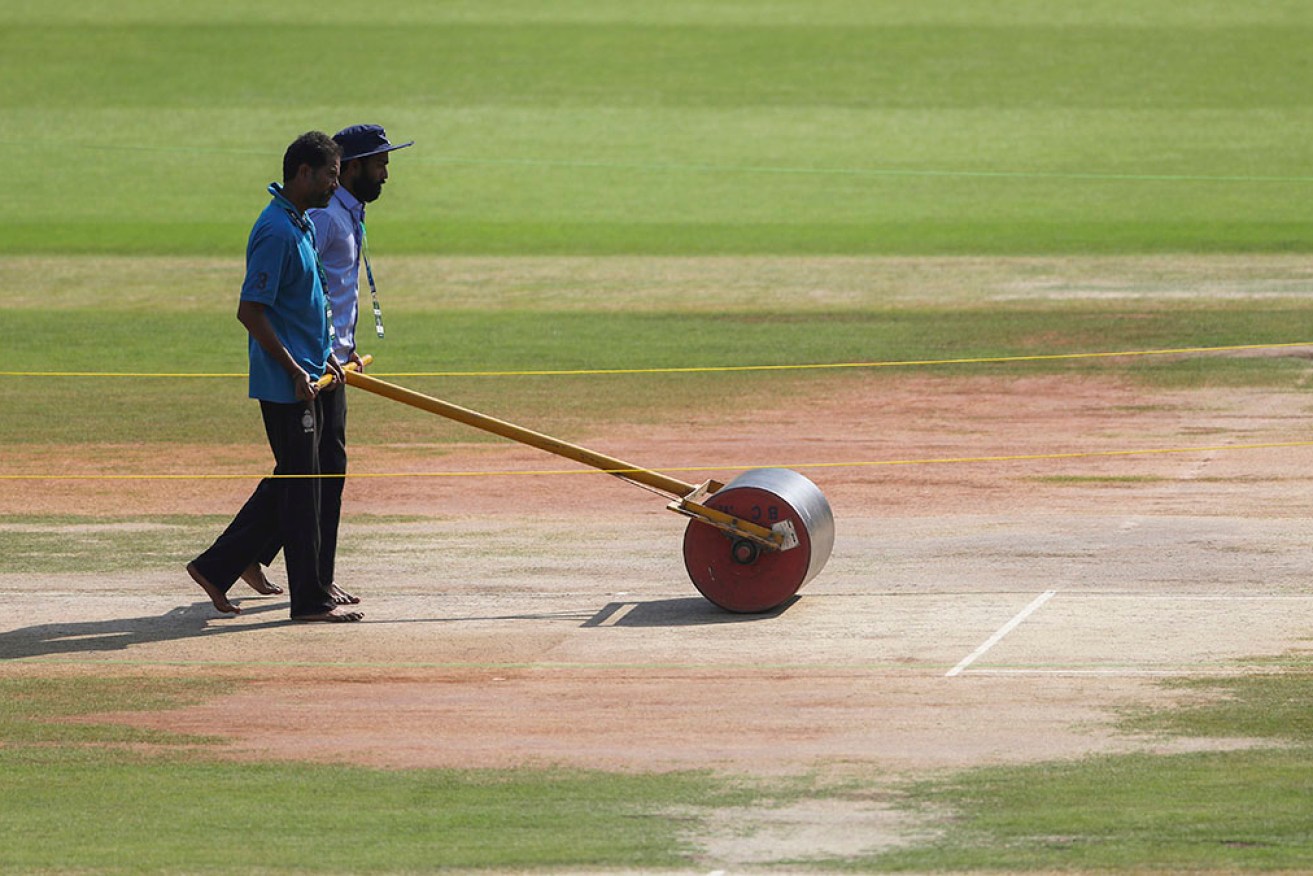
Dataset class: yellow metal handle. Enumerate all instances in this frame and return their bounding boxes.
[342,367,699,499]
[315,354,373,389]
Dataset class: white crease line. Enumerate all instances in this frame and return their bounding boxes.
[961,668,1265,677]
[1048,594,1313,601]
[946,590,1057,678]
[597,603,639,627]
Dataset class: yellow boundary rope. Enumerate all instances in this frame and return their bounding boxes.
[1,341,1310,380]
[4,440,1312,481]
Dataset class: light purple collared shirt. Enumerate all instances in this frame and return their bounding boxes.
[308,189,364,360]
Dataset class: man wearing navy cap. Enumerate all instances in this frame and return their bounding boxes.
[239,125,413,606]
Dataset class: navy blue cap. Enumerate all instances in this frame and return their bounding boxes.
[333,124,414,162]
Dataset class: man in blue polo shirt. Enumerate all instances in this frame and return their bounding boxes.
[186,131,360,623]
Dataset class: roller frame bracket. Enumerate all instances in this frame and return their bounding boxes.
[667,491,796,553]
[773,518,801,551]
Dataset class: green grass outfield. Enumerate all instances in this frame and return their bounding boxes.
[3,0,1313,255]
[5,0,1313,871]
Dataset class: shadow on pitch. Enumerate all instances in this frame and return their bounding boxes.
[0,599,292,661]
[582,595,800,627]
[362,596,799,628]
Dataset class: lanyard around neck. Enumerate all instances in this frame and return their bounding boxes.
[335,190,384,340]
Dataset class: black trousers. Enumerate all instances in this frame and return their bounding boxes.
[256,384,346,585]
[191,394,335,617]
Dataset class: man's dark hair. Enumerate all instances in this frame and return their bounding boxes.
[282,131,341,183]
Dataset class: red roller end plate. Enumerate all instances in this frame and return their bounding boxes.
[681,469,834,613]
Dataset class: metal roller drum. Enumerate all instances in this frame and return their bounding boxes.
[682,468,835,613]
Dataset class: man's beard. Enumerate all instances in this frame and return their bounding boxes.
[355,178,384,203]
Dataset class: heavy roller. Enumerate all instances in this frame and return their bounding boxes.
[332,363,834,612]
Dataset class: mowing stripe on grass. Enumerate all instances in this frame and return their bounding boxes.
[10,137,1313,186]
[424,154,1313,186]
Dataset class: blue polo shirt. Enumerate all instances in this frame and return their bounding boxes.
[240,184,332,403]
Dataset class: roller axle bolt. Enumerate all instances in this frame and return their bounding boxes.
[731,539,760,565]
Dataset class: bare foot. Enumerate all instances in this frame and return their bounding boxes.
[186,563,241,615]
[291,608,363,623]
[240,563,284,596]
[328,582,360,605]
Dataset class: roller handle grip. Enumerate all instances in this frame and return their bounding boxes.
[315,353,373,389]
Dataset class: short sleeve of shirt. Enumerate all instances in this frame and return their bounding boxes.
[241,223,286,306]
[238,198,330,403]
